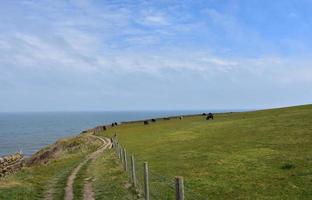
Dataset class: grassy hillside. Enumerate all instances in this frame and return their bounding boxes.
[1,105,311,199]
[0,133,134,200]
[0,134,100,199]
[98,105,312,199]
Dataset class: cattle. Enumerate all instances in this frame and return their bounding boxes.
[111,123,115,127]
[114,122,118,126]
[206,113,214,120]
[144,120,149,125]
[151,119,156,122]
[202,113,206,116]
[103,126,107,131]
[179,116,183,120]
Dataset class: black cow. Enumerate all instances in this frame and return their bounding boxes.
[114,122,118,126]
[144,120,149,125]
[202,113,206,116]
[151,119,156,122]
[111,123,115,127]
[206,113,214,120]
[103,126,107,131]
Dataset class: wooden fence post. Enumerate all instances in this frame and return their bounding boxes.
[114,140,118,152]
[175,176,184,200]
[131,155,137,187]
[144,162,150,200]
[123,148,128,171]
[115,141,119,154]
[117,144,121,159]
[119,146,123,162]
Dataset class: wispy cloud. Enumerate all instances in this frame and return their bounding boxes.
[0,0,312,111]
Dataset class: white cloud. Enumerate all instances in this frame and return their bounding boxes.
[2,30,312,85]
[1,0,312,85]
[141,13,170,26]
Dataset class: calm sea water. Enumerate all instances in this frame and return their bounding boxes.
[0,110,232,156]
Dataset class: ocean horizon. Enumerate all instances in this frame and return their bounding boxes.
[0,109,246,156]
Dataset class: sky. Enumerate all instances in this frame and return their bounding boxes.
[0,0,312,112]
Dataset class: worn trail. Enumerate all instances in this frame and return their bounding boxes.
[64,135,111,200]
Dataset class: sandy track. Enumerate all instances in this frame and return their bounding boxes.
[64,136,111,200]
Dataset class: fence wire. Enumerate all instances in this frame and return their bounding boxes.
[112,138,208,200]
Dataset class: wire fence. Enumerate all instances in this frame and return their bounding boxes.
[111,136,208,200]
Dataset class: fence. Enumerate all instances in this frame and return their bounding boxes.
[111,136,207,200]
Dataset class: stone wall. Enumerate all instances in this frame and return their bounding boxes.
[84,125,109,135]
[0,152,24,177]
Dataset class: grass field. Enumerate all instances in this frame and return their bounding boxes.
[98,104,312,199]
[1,105,311,199]
[0,133,134,200]
[87,150,137,200]
[0,134,99,200]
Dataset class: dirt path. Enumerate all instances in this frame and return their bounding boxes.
[64,136,111,200]
[83,182,94,200]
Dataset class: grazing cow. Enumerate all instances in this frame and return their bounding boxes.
[111,123,115,127]
[206,113,214,120]
[179,116,183,120]
[202,113,206,116]
[114,122,118,126]
[151,119,156,122]
[103,126,107,131]
[144,120,149,125]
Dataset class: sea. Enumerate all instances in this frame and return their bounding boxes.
[0,110,235,156]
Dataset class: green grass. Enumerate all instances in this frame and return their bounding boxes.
[1,105,311,199]
[87,150,137,200]
[98,104,312,199]
[73,160,90,200]
[52,158,81,200]
[0,155,84,200]
[0,133,136,200]
[0,134,101,200]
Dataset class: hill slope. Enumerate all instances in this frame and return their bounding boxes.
[0,105,311,199]
[0,133,135,200]
[98,104,312,199]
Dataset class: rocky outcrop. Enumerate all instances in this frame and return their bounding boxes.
[0,152,24,177]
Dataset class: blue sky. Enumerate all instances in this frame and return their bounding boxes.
[0,0,312,111]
